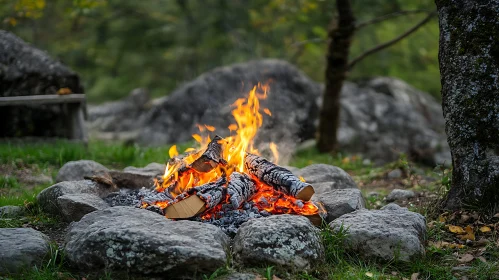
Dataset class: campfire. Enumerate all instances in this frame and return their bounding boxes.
[107,84,323,233]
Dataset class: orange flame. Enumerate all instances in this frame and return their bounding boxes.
[151,83,319,217]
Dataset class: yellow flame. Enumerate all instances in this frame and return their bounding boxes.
[169,145,178,158]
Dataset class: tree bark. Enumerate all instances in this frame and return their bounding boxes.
[317,0,355,153]
[436,0,499,211]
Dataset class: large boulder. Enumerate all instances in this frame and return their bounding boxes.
[233,214,324,271]
[330,204,426,262]
[294,164,358,193]
[139,59,322,163]
[123,162,166,177]
[338,78,450,165]
[0,228,50,274]
[0,30,84,138]
[65,207,229,278]
[56,160,108,183]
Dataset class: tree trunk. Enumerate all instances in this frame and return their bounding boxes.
[317,0,355,153]
[436,0,499,211]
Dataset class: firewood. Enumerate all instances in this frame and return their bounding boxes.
[227,172,256,209]
[164,177,227,219]
[244,153,315,201]
[187,177,227,209]
[190,135,227,172]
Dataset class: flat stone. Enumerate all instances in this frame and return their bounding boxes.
[57,193,110,222]
[0,206,23,217]
[386,189,415,202]
[37,180,115,215]
[0,228,50,274]
[233,214,324,271]
[294,164,358,193]
[56,160,108,183]
[312,189,365,222]
[330,205,426,262]
[123,162,166,177]
[65,207,229,277]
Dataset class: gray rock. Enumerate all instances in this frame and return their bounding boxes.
[65,207,229,276]
[386,189,416,202]
[233,214,324,271]
[338,78,450,165]
[123,162,166,177]
[225,273,258,280]
[57,193,110,222]
[37,180,115,215]
[387,169,403,179]
[21,174,53,185]
[312,189,365,222]
[0,228,50,274]
[295,164,357,193]
[0,30,84,138]
[56,160,108,183]
[330,206,426,262]
[87,88,151,138]
[0,206,23,217]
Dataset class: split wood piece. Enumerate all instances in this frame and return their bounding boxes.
[190,135,227,172]
[227,172,256,209]
[85,170,155,191]
[244,153,315,201]
[304,213,324,226]
[165,177,227,219]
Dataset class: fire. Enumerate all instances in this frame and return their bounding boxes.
[149,83,320,218]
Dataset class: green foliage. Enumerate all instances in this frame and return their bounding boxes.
[0,176,21,189]
[0,0,440,103]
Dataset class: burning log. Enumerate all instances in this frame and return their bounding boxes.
[190,135,227,172]
[164,177,227,219]
[227,172,256,209]
[244,153,315,201]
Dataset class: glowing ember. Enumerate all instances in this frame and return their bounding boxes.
[143,83,320,219]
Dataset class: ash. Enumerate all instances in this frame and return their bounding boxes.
[104,188,271,235]
[194,202,271,235]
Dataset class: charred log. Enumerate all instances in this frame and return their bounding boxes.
[244,153,314,201]
[188,177,227,209]
[190,135,227,172]
[227,172,257,209]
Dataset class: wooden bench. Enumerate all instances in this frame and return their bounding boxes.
[0,94,87,141]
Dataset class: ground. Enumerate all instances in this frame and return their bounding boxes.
[0,140,498,280]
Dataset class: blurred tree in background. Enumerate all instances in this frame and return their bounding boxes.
[0,0,439,103]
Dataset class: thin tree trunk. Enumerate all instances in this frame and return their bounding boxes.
[436,0,499,212]
[317,0,355,153]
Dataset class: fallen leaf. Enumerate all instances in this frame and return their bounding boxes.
[439,214,447,223]
[365,272,374,278]
[457,253,474,263]
[272,276,282,280]
[493,213,499,218]
[411,272,420,280]
[479,226,491,233]
[448,243,466,249]
[430,240,450,248]
[448,225,466,234]
[460,225,475,241]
